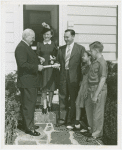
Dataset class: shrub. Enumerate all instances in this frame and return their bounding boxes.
[103,61,117,145]
[5,71,21,145]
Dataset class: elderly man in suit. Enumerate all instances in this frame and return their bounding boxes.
[54,29,85,129]
[15,29,43,136]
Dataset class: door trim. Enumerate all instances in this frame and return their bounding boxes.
[59,5,67,46]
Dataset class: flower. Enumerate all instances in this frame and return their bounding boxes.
[50,55,56,61]
[42,22,50,29]
[42,22,46,26]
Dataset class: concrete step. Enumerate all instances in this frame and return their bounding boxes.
[34,111,57,125]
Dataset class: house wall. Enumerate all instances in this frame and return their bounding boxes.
[67,5,118,61]
[5,4,23,74]
[4,4,118,74]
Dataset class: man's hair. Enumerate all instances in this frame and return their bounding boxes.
[22,29,35,40]
[89,41,104,52]
[65,29,75,36]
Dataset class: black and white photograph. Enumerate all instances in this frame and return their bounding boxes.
[0,0,121,149]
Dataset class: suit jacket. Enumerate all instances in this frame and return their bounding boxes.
[56,43,85,96]
[15,41,41,88]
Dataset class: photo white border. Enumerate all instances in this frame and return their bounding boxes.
[0,0,122,150]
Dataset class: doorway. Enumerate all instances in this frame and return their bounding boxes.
[23,5,59,46]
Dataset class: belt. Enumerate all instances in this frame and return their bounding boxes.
[88,83,107,91]
[88,83,99,86]
[88,82,107,86]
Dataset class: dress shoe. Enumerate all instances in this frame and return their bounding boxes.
[42,108,47,114]
[34,125,39,129]
[80,129,88,133]
[81,131,92,137]
[66,123,74,129]
[25,130,40,136]
[72,120,83,131]
[72,125,81,131]
[17,124,25,132]
[66,125,74,129]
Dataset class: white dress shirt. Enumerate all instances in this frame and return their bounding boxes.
[65,42,74,69]
[43,40,51,45]
[65,42,74,58]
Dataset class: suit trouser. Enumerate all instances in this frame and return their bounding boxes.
[19,88,37,131]
[85,85,107,138]
[65,70,79,124]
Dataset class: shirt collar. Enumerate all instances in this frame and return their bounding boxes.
[96,55,103,62]
[93,55,103,63]
[22,40,30,46]
[67,42,74,49]
[43,40,51,45]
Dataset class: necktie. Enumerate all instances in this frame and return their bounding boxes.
[65,45,71,69]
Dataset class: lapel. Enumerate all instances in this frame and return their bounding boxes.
[69,43,77,60]
[62,45,67,60]
[61,43,77,61]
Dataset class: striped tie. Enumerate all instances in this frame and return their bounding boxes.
[65,45,71,69]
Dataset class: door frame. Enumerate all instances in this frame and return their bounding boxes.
[18,5,67,47]
[59,5,67,46]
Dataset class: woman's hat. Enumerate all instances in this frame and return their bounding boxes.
[41,22,52,35]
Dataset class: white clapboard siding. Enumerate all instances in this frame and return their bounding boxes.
[6,5,14,13]
[6,53,16,62]
[6,13,14,22]
[75,5,117,7]
[5,62,17,73]
[75,34,116,43]
[6,22,14,32]
[5,7,15,74]
[67,16,117,25]
[67,6,117,16]
[5,4,23,74]
[5,33,14,42]
[103,53,116,60]
[67,5,117,61]
[74,25,116,34]
[5,43,15,52]
[80,44,116,52]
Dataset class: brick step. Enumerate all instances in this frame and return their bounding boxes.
[34,111,57,125]
[34,109,67,126]
[37,90,59,95]
[35,92,66,125]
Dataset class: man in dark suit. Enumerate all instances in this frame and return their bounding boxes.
[54,29,85,129]
[15,29,43,136]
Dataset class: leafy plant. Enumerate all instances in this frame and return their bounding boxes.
[103,61,117,145]
[5,71,21,145]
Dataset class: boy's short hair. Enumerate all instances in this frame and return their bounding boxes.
[65,29,75,36]
[89,41,104,52]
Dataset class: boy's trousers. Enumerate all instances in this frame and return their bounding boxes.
[85,85,107,138]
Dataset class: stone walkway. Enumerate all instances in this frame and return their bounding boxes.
[15,119,103,145]
[14,93,103,145]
